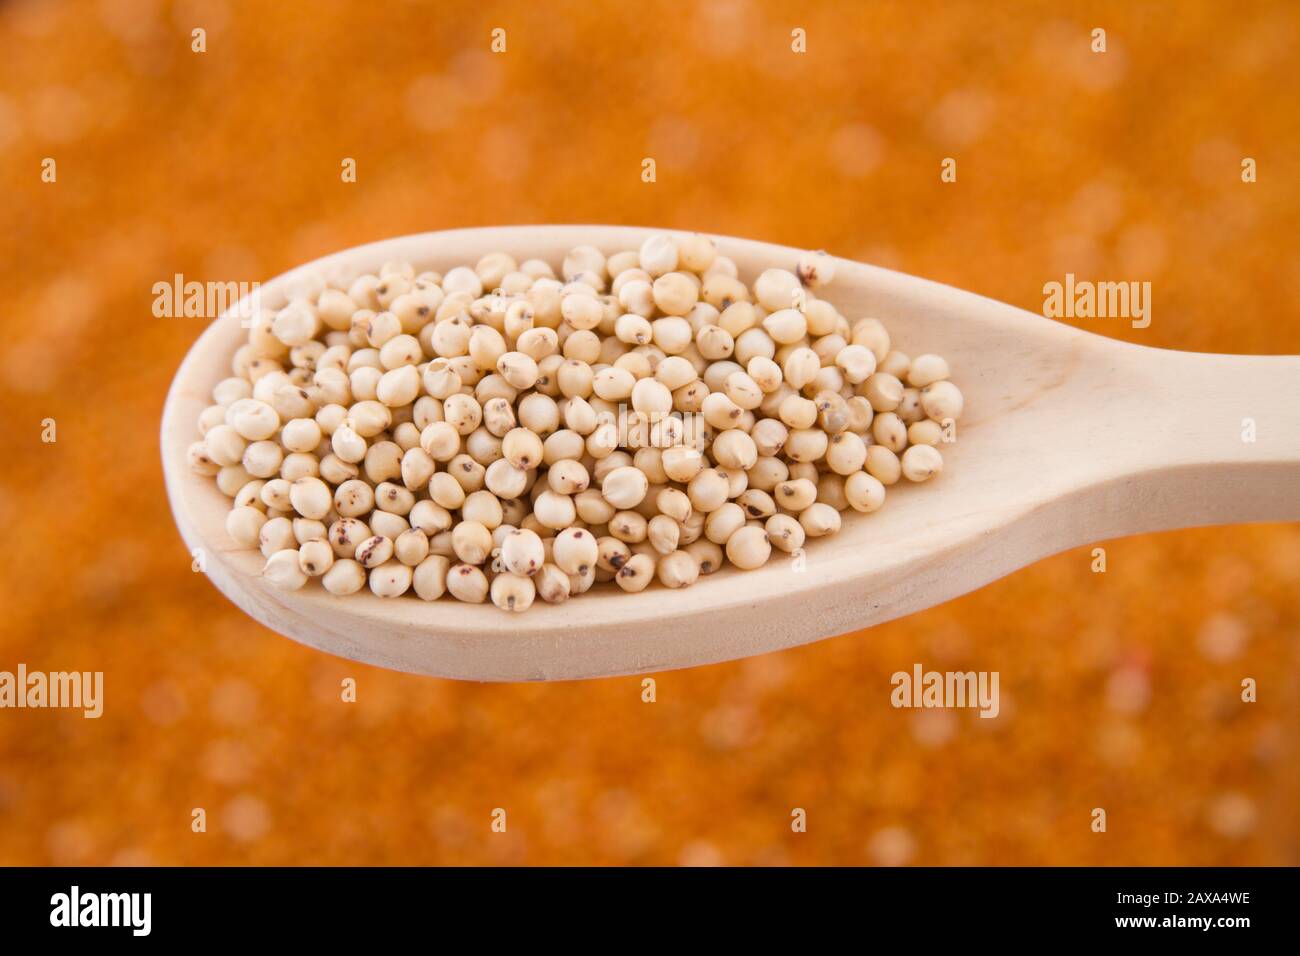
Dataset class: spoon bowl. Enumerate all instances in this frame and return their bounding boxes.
[161,226,1300,680]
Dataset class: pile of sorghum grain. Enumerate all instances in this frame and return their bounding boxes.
[187,235,963,611]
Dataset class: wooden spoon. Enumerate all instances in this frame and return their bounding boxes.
[161,226,1300,681]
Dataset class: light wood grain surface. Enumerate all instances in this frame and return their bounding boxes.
[161,226,1300,681]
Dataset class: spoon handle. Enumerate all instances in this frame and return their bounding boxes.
[1116,348,1300,530]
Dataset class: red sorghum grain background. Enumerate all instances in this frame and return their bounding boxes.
[1,0,1297,865]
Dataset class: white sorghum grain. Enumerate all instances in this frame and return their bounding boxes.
[920,380,964,422]
[355,534,394,569]
[412,555,450,601]
[189,441,221,475]
[447,563,489,603]
[289,476,332,520]
[298,539,335,576]
[799,502,842,538]
[686,468,730,512]
[226,506,267,548]
[193,235,962,610]
[880,350,911,380]
[639,235,678,277]
[331,423,367,463]
[535,563,571,604]
[451,521,492,565]
[501,528,545,576]
[322,558,366,595]
[825,431,868,475]
[725,525,771,570]
[490,572,536,612]
[369,560,413,598]
[656,550,700,588]
[533,490,577,529]
[461,490,502,528]
[232,479,266,509]
[774,478,816,515]
[394,527,430,566]
[896,388,924,425]
[368,510,409,541]
[865,445,902,485]
[647,514,680,555]
[737,489,776,520]
[597,536,632,572]
[907,353,950,388]
[553,527,598,575]
[228,399,280,441]
[835,344,876,384]
[901,443,945,482]
[765,513,805,552]
[908,419,944,446]
[293,515,327,546]
[610,510,648,544]
[679,539,718,576]
[704,503,746,545]
[614,553,656,592]
[863,372,904,412]
[601,465,649,509]
[762,309,807,345]
[845,472,887,513]
[263,549,308,591]
[205,424,247,467]
[242,440,283,478]
[546,459,588,495]
[796,250,835,288]
[754,269,801,312]
[871,412,908,454]
[259,516,296,557]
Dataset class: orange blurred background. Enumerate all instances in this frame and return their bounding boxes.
[1,0,1298,865]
